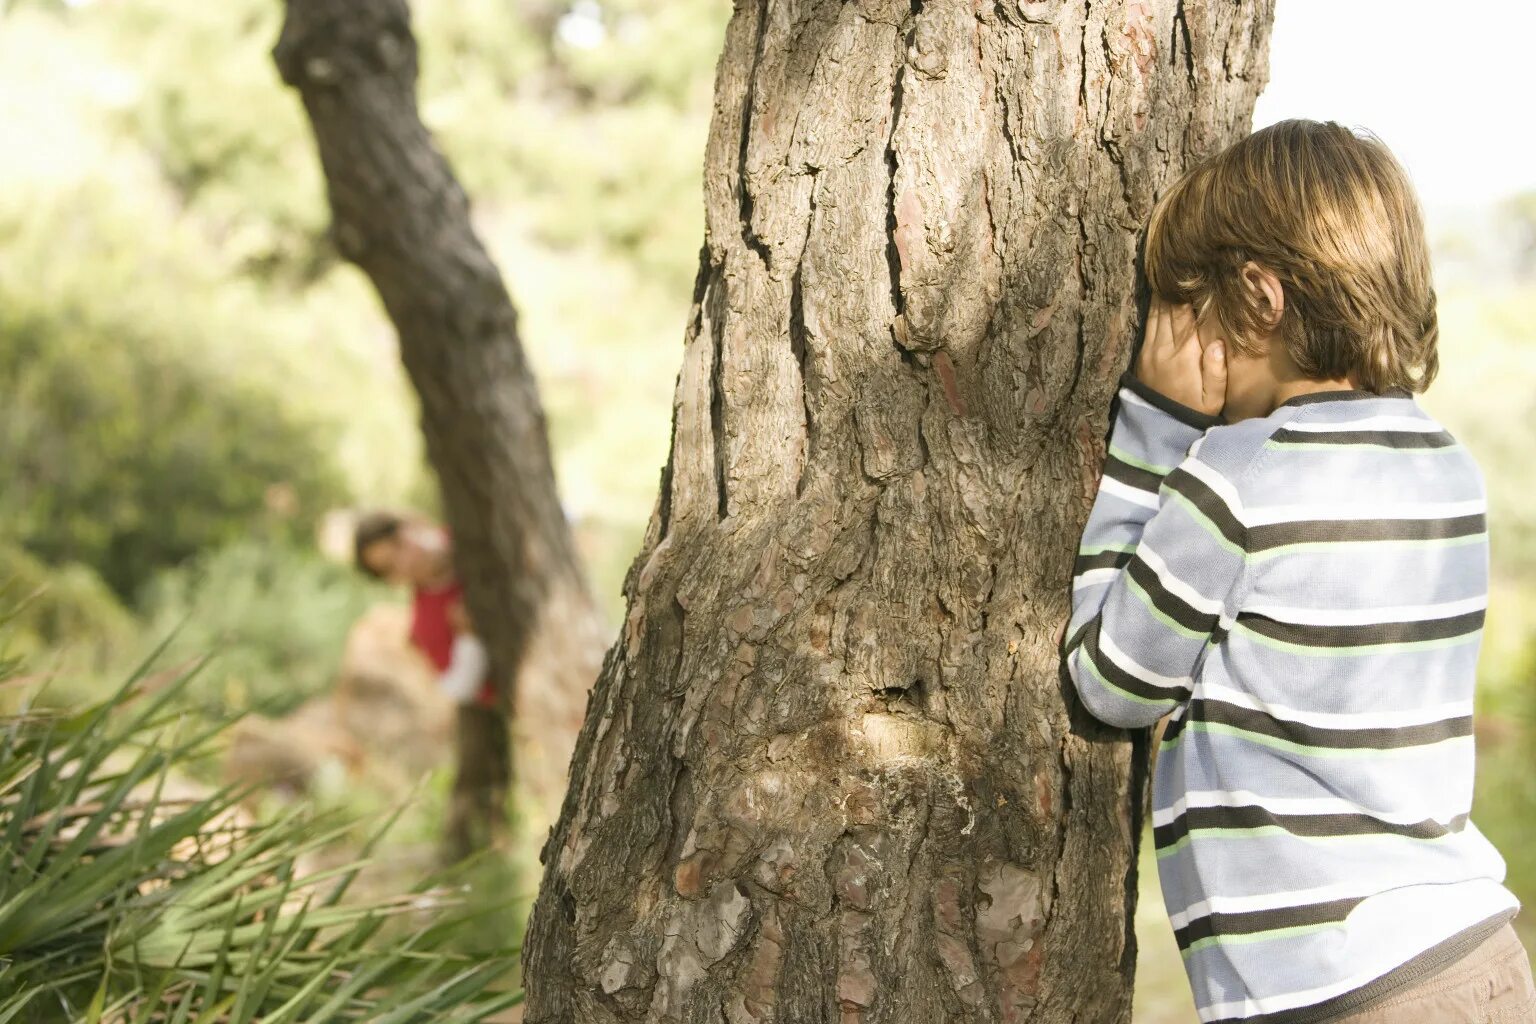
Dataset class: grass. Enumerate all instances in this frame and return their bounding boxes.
[0,636,526,1022]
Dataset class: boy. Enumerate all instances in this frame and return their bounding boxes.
[353,510,496,710]
[1064,119,1533,1022]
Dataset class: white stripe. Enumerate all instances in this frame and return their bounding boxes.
[1152,788,1459,831]
[1196,681,1473,731]
[1116,387,1160,414]
[1197,960,1393,1021]
[1099,475,1160,510]
[1097,628,1191,694]
[1194,885,1519,1021]
[1242,497,1484,526]
[1179,457,1247,521]
[1168,879,1380,931]
[1242,593,1487,627]
[1072,568,1118,590]
[1281,415,1444,434]
[1169,858,1507,933]
[1136,543,1226,618]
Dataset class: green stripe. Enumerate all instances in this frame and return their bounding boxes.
[1077,645,1170,708]
[1232,622,1481,657]
[1124,571,1212,641]
[1156,825,1294,857]
[1248,532,1485,561]
[1164,490,1246,558]
[1179,921,1343,956]
[1078,542,1137,557]
[1108,445,1176,476]
[1160,720,1472,758]
[1155,822,1462,861]
[1264,439,1463,455]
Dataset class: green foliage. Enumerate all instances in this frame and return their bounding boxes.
[1495,190,1536,278]
[410,0,725,296]
[135,541,386,723]
[0,542,137,673]
[104,0,334,287]
[0,648,522,1021]
[1471,731,1536,967]
[0,262,347,604]
[1420,280,1536,723]
[1424,281,1536,573]
[0,0,735,625]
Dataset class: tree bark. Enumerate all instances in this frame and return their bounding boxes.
[273,0,607,856]
[520,0,1272,1020]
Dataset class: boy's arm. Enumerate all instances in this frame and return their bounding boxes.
[1062,371,1247,727]
[438,597,489,704]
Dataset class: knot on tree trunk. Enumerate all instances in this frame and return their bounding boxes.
[273,0,418,91]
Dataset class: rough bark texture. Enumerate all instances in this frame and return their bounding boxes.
[274,0,607,853]
[522,1,1274,1019]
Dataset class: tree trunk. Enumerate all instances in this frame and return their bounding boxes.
[273,0,607,856]
[520,0,1272,1020]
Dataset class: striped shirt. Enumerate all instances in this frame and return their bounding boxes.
[1065,372,1520,1024]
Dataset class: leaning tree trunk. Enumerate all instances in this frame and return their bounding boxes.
[274,0,607,856]
[521,1,1273,1020]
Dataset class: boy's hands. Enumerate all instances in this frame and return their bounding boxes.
[1136,295,1226,417]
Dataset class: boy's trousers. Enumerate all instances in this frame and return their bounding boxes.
[1332,923,1536,1023]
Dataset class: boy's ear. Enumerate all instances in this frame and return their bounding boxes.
[1241,260,1285,329]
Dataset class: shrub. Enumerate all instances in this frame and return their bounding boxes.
[0,641,524,1021]
[134,539,387,722]
[0,285,347,605]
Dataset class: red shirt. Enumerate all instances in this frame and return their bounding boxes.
[409,581,496,708]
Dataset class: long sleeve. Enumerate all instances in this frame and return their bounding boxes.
[1064,371,1247,728]
[438,632,489,704]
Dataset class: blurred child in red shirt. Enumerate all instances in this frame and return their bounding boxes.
[352,511,495,709]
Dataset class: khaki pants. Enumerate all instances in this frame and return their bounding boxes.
[1332,923,1536,1023]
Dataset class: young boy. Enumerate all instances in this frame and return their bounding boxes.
[353,510,497,710]
[1064,119,1533,1023]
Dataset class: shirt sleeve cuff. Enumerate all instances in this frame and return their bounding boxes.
[1117,370,1225,431]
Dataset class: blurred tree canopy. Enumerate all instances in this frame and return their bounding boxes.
[0,222,346,602]
[0,0,729,626]
[1498,191,1536,279]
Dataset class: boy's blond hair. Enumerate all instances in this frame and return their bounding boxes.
[1143,118,1438,394]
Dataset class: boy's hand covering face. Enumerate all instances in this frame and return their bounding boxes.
[1135,295,1227,417]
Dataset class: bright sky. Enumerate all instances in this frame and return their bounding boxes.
[1253,0,1534,209]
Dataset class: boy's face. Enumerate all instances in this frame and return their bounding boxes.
[361,524,446,587]
[361,535,408,585]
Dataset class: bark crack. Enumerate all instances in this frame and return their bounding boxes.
[1172,0,1195,85]
[1120,728,1150,979]
[791,168,818,499]
[737,0,775,269]
[709,276,730,521]
[915,394,932,470]
[1069,206,1090,410]
[1046,737,1073,958]
[883,4,919,321]
[890,792,934,988]
[661,245,715,539]
[1077,0,1092,130]
[977,562,997,636]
